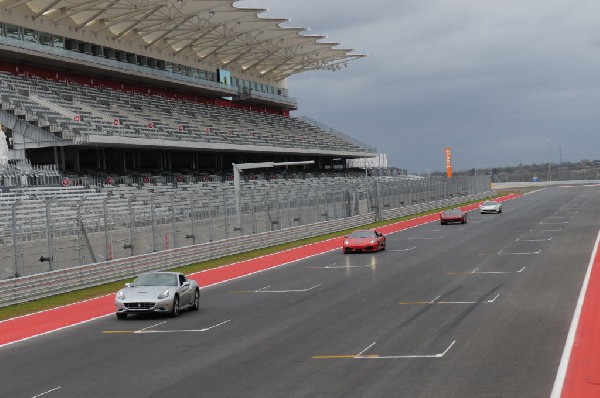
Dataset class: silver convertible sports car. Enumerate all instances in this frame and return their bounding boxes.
[115,271,200,319]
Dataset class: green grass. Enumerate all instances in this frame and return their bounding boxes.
[0,194,509,322]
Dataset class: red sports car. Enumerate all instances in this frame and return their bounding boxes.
[343,230,386,253]
[440,209,468,225]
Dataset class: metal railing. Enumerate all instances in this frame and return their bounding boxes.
[0,176,492,307]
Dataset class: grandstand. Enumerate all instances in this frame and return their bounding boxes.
[0,1,491,283]
[0,0,374,185]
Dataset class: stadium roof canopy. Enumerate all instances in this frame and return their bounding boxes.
[5,0,366,81]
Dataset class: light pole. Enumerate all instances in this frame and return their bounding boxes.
[547,139,552,182]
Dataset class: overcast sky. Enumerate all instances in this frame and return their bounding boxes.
[238,0,600,173]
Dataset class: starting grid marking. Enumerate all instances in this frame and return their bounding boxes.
[399,293,500,305]
[498,249,542,255]
[448,267,526,275]
[516,237,552,242]
[386,246,417,252]
[308,263,373,269]
[230,284,322,294]
[103,319,231,334]
[313,340,456,360]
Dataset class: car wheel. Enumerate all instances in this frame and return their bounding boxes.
[116,312,127,320]
[191,289,200,311]
[170,295,180,317]
[381,241,386,250]
[441,221,446,225]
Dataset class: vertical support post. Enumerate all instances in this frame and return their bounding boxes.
[233,164,242,230]
[127,194,137,256]
[222,189,229,239]
[251,187,257,234]
[375,179,382,221]
[171,194,177,249]
[45,198,56,271]
[207,197,213,242]
[150,194,157,252]
[76,197,85,266]
[189,193,196,245]
[103,196,110,261]
[11,199,21,277]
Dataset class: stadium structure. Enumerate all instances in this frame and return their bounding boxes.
[0,0,491,284]
[0,0,375,185]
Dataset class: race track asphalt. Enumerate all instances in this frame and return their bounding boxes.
[0,187,598,398]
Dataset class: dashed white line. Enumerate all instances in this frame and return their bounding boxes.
[32,387,61,398]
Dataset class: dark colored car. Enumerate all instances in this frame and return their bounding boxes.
[440,209,467,225]
[343,230,386,253]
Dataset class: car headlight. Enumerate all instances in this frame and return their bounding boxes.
[117,290,125,300]
[157,289,170,299]
[371,239,376,244]
[344,240,349,245]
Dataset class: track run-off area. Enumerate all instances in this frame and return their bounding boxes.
[1,187,599,397]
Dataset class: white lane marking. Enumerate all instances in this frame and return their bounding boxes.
[402,294,500,305]
[32,387,61,398]
[357,342,377,356]
[540,221,568,225]
[498,249,541,255]
[547,216,569,219]
[357,340,457,359]
[386,246,417,252]
[531,228,562,232]
[323,264,372,268]
[136,320,231,333]
[137,321,167,332]
[551,229,600,397]
[256,286,270,292]
[408,236,444,240]
[516,237,553,242]
[464,267,525,274]
[254,284,322,293]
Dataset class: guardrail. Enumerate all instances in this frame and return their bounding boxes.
[0,191,493,307]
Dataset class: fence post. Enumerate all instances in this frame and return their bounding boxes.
[171,193,177,249]
[44,198,56,271]
[189,192,196,245]
[375,179,382,221]
[127,194,137,256]
[11,199,21,277]
[103,196,110,261]
[150,193,157,252]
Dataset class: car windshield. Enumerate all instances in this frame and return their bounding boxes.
[350,231,376,238]
[445,210,462,215]
[483,201,497,206]
[133,273,178,287]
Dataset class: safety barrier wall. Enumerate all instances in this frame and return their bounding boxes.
[0,191,493,307]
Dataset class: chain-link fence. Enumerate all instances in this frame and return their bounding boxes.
[0,175,490,279]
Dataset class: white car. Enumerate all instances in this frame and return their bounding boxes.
[480,200,502,214]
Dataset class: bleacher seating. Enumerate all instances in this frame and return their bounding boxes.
[0,71,366,153]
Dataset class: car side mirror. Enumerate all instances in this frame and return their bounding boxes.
[182,281,191,287]
[125,283,131,287]
[344,235,349,238]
